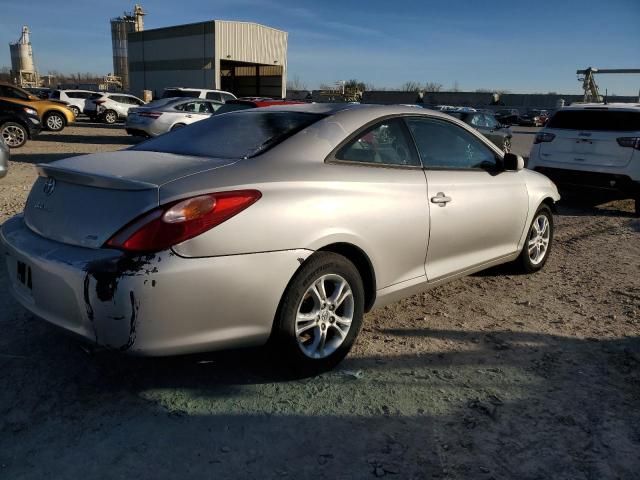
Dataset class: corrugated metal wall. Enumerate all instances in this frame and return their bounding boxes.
[214,21,287,98]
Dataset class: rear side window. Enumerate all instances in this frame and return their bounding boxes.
[133,111,325,159]
[50,90,61,100]
[206,92,222,101]
[547,110,640,131]
[89,93,103,100]
[221,93,235,102]
[336,119,421,167]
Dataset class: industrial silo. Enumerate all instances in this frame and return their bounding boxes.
[110,4,145,91]
[9,26,38,87]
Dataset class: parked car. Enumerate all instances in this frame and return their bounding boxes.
[50,89,97,118]
[84,93,146,124]
[495,109,521,125]
[528,103,640,216]
[0,104,559,373]
[24,87,51,99]
[161,87,237,102]
[0,99,42,148]
[447,110,513,152]
[126,98,224,137]
[0,136,8,178]
[213,98,304,114]
[0,82,75,132]
[518,109,548,127]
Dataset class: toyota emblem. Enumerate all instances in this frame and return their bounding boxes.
[43,177,56,196]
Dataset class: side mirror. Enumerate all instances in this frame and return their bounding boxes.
[503,152,525,171]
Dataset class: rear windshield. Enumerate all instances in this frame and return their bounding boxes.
[214,103,255,114]
[547,110,640,131]
[132,110,325,159]
[162,89,200,98]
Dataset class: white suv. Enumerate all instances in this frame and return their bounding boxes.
[49,90,97,118]
[161,87,236,102]
[528,103,640,216]
[84,93,146,124]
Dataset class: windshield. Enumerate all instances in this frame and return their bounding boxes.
[132,110,325,159]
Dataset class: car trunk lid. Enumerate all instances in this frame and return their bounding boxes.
[24,150,239,248]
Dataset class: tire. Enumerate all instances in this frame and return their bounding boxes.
[517,205,554,273]
[171,123,186,131]
[0,122,28,148]
[69,106,80,117]
[272,252,365,375]
[502,137,512,153]
[44,112,65,131]
[103,110,118,124]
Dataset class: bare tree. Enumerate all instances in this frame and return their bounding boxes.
[287,74,308,91]
[401,81,422,92]
[450,81,460,92]
[423,82,443,92]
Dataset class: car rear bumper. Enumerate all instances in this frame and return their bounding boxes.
[533,167,640,195]
[1,215,312,356]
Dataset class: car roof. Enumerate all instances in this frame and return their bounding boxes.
[164,87,233,93]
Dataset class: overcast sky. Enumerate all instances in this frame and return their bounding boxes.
[1,0,639,95]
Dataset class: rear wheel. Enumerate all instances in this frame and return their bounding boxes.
[517,205,553,273]
[171,123,186,131]
[272,252,365,374]
[45,112,65,131]
[103,110,118,124]
[1,122,28,148]
[69,106,80,117]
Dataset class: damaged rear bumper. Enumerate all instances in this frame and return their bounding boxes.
[1,216,312,356]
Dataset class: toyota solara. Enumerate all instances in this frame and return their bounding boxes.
[0,104,559,372]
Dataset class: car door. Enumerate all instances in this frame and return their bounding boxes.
[405,116,529,281]
[328,117,430,289]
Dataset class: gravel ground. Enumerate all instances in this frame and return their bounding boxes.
[1,121,639,479]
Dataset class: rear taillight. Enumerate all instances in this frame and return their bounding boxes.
[534,132,556,144]
[617,137,640,150]
[138,111,163,119]
[105,190,262,253]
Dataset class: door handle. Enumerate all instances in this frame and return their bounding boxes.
[430,192,452,206]
[185,114,193,118]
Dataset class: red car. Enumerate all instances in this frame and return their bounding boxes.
[215,99,304,114]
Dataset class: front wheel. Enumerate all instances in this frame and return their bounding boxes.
[272,252,365,374]
[502,137,512,153]
[45,112,65,131]
[1,122,28,148]
[517,205,553,273]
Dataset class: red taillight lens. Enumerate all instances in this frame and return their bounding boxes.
[138,111,163,119]
[617,137,640,150]
[534,132,556,144]
[105,190,262,253]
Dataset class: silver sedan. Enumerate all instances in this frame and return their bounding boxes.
[1,104,559,373]
[125,97,223,137]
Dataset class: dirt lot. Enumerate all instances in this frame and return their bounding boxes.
[1,122,639,479]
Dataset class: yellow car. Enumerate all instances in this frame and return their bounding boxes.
[0,82,75,132]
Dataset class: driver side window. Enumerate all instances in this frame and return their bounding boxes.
[406,117,498,170]
[336,119,420,167]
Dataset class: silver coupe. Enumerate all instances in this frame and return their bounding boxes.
[1,104,559,373]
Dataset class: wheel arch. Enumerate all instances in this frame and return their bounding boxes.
[315,242,377,312]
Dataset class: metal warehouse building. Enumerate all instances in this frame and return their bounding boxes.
[128,20,287,99]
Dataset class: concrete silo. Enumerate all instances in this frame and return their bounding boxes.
[110,4,145,91]
[9,26,39,88]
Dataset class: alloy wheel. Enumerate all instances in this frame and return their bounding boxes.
[104,111,117,124]
[503,137,512,153]
[1,124,26,148]
[527,214,550,265]
[46,114,64,131]
[295,274,355,359]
